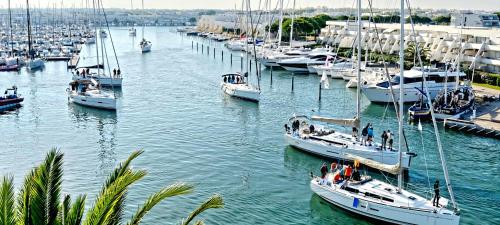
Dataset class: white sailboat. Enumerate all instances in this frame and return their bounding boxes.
[67,79,116,110]
[25,0,44,71]
[139,0,152,53]
[68,0,117,110]
[310,2,460,224]
[221,73,260,102]
[220,0,260,102]
[128,0,137,36]
[284,3,415,170]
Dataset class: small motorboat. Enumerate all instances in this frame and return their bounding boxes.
[0,64,20,72]
[0,86,24,112]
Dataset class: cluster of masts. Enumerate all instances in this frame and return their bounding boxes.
[192,0,464,224]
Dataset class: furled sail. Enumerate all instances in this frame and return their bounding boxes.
[311,116,359,128]
[345,153,400,175]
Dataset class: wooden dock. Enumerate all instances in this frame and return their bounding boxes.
[67,55,80,69]
[444,100,500,139]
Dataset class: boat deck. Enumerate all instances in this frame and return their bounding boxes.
[67,55,80,68]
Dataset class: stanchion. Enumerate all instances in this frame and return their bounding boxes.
[291,73,295,92]
[270,66,273,85]
[318,83,322,101]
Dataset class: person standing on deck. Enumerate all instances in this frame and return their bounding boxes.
[433,180,440,207]
[361,124,369,146]
[367,125,374,146]
[381,131,387,150]
[387,130,393,150]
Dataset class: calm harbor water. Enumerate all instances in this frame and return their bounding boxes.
[0,27,498,225]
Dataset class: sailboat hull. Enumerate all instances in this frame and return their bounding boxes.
[311,181,460,225]
[27,59,44,70]
[69,94,116,110]
[284,133,411,169]
[221,83,260,102]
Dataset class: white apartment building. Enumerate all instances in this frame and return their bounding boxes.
[320,21,500,73]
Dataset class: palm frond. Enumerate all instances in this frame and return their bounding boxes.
[100,150,144,225]
[193,221,205,225]
[126,183,194,225]
[65,195,86,225]
[61,195,71,225]
[0,176,16,225]
[102,150,144,192]
[16,169,35,225]
[179,194,224,225]
[29,148,64,225]
[83,169,146,225]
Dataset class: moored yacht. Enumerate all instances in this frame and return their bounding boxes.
[409,85,475,121]
[362,67,466,103]
[277,52,336,73]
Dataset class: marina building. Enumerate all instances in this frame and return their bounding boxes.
[320,21,500,73]
[451,12,500,28]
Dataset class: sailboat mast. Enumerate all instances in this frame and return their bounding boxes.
[26,0,33,60]
[142,0,145,39]
[277,0,283,47]
[8,0,13,57]
[397,0,404,191]
[289,0,295,48]
[355,0,361,123]
[92,0,100,73]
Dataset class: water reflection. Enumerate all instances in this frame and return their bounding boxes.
[309,194,374,225]
[68,104,117,174]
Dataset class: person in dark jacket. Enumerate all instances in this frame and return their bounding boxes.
[433,180,440,207]
[381,131,388,150]
[361,124,369,146]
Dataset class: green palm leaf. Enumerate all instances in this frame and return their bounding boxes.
[61,195,71,225]
[65,195,86,225]
[16,169,35,225]
[101,150,143,225]
[126,183,194,225]
[83,169,146,225]
[29,148,64,225]
[179,194,224,225]
[0,176,16,225]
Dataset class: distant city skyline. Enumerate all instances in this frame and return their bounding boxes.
[0,0,498,11]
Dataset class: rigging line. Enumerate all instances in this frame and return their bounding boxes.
[366,0,411,154]
[405,0,458,211]
[99,0,120,69]
[419,123,432,199]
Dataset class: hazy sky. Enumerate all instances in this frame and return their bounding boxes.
[1,0,499,11]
